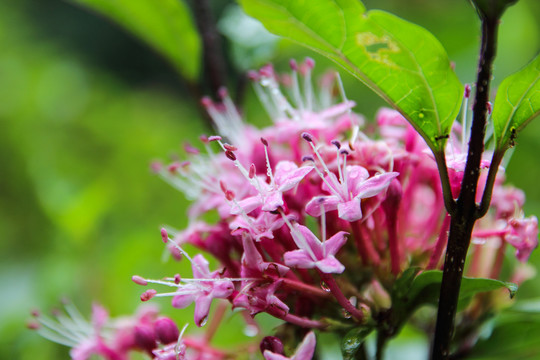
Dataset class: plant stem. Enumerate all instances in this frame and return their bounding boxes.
[319,272,365,321]
[431,15,499,360]
[191,0,227,96]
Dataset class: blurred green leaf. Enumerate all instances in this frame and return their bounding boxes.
[239,0,463,153]
[71,0,201,80]
[468,313,540,359]
[493,53,540,151]
[341,326,373,360]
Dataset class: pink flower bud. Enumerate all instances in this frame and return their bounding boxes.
[154,318,180,345]
[260,336,284,356]
[134,324,157,354]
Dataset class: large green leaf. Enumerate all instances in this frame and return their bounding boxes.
[239,0,463,153]
[72,0,201,80]
[493,54,540,151]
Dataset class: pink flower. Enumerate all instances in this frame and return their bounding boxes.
[284,224,348,274]
[170,254,234,327]
[233,160,313,214]
[505,216,539,262]
[263,331,316,360]
[306,165,398,222]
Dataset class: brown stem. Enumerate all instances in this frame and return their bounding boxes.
[431,15,499,360]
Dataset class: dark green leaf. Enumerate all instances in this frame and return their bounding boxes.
[493,53,540,151]
[71,0,201,80]
[341,326,374,360]
[239,0,463,153]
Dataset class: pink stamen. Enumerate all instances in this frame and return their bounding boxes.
[141,289,157,302]
[132,275,148,286]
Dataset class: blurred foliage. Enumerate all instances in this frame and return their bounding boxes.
[1,0,539,359]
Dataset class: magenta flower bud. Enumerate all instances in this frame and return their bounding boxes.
[140,289,157,302]
[134,324,157,354]
[150,161,162,173]
[259,64,273,77]
[260,336,284,356]
[184,142,200,155]
[301,132,314,142]
[218,87,228,99]
[154,317,180,345]
[26,321,40,330]
[247,70,259,81]
[304,57,315,69]
[132,275,148,286]
[200,96,212,108]
[464,84,471,98]
[331,139,341,149]
[289,59,298,71]
[225,150,237,161]
[160,228,169,243]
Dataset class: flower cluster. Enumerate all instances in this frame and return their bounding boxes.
[34,59,538,359]
[29,301,186,360]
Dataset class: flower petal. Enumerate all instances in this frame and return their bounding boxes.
[305,195,340,217]
[324,231,349,256]
[355,172,399,199]
[337,199,363,222]
[292,331,317,360]
[275,161,313,192]
[194,294,213,327]
[283,249,315,269]
[315,255,345,274]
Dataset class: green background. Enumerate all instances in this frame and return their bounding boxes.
[1,0,539,359]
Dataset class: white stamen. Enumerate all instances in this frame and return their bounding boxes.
[279,210,319,261]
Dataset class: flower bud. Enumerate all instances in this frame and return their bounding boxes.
[260,336,284,356]
[154,317,180,345]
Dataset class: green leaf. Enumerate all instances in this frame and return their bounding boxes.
[71,0,201,80]
[407,270,517,308]
[239,0,463,153]
[341,326,374,360]
[493,53,540,151]
[389,269,517,333]
[468,313,540,359]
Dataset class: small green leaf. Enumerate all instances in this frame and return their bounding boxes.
[341,326,374,360]
[493,54,540,151]
[239,0,463,153]
[71,0,201,80]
